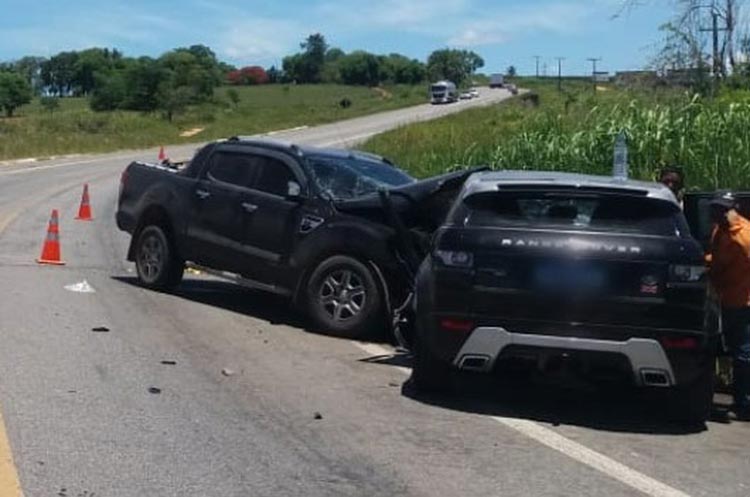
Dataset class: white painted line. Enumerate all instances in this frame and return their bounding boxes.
[64,280,96,293]
[0,155,130,176]
[265,125,309,136]
[352,341,693,497]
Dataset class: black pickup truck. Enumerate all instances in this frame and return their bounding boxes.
[116,137,474,339]
[411,171,720,423]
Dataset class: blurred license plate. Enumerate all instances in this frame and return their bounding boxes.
[534,263,605,292]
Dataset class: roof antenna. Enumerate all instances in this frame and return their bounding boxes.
[612,130,628,181]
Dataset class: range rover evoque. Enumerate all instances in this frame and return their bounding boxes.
[411,171,719,423]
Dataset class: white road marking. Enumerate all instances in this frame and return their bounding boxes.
[353,341,693,497]
[265,125,309,136]
[64,280,96,293]
[0,155,133,176]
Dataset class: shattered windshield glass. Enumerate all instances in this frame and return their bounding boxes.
[306,156,414,200]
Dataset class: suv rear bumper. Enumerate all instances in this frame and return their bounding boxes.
[453,327,675,387]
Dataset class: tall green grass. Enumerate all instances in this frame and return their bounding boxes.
[0,84,427,160]
[363,80,750,190]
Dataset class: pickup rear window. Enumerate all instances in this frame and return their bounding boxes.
[463,191,689,237]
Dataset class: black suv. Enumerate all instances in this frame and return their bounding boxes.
[117,138,474,339]
[411,171,719,423]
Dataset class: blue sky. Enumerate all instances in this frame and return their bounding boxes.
[0,0,676,75]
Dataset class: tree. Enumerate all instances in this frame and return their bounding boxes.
[41,51,79,96]
[338,51,381,86]
[0,72,33,117]
[506,65,517,77]
[227,66,269,85]
[325,48,346,63]
[624,1,745,78]
[90,71,127,111]
[283,33,329,83]
[381,54,426,84]
[427,49,484,85]
[73,48,121,96]
[13,56,46,93]
[157,84,193,122]
[121,57,168,111]
[267,65,281,84]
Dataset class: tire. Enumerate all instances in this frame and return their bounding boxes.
[665,367,715,425]
[305,255,383,339]
[409,336,452,394]
[134,225,184,291]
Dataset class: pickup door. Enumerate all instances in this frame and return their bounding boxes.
[186,145,306,281]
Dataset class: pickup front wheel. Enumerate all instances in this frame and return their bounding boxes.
[305,256,383,339]
[135,225,184,290]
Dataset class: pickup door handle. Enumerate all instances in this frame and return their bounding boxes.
[241,202,258,213]
[195,189,211,199]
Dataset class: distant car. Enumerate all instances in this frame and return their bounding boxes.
[459,91,473,100]
[411,170,719,424]
[469,88,480,98]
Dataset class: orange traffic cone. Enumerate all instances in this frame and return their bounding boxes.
[75,183,93,221]
[158,146,168,162]
[37,209,65,265]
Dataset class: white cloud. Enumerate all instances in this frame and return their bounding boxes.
[217,19,304,64]
[446,1,600,47]
[317,0,470,30]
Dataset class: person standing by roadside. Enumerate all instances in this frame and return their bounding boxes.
[658,166,685,208]
[707,191,750,420]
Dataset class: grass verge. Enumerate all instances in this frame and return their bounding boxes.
[0,84,427,160]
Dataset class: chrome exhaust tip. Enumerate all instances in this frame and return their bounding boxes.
[641,369,671,387]
[459,355,491,372]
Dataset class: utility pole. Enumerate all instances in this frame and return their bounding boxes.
[533,56,540,78]
[555,57,565,91]
[587,57,602,91]
[699,7,728,93]
[542,62,548,78]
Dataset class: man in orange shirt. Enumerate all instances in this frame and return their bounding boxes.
[708,191,750,420]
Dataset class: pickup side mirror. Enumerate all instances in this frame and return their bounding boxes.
[287,180,302,199]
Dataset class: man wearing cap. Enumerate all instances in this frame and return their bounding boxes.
[707,191,750,420]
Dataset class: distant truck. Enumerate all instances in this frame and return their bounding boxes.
[430,81,458,104]
[489,73,505,88]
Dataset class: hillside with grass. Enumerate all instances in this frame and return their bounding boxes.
[362,79,750,190]
[0,84,427,160]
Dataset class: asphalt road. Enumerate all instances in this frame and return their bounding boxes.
[0,88,747,497]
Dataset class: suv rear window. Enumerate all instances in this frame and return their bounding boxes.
[463,191,689,237]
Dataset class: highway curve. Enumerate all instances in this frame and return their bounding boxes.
[0,89,748,497]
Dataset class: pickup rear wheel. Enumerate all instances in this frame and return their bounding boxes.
[305,256,383,339]
[135,225,184,290]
